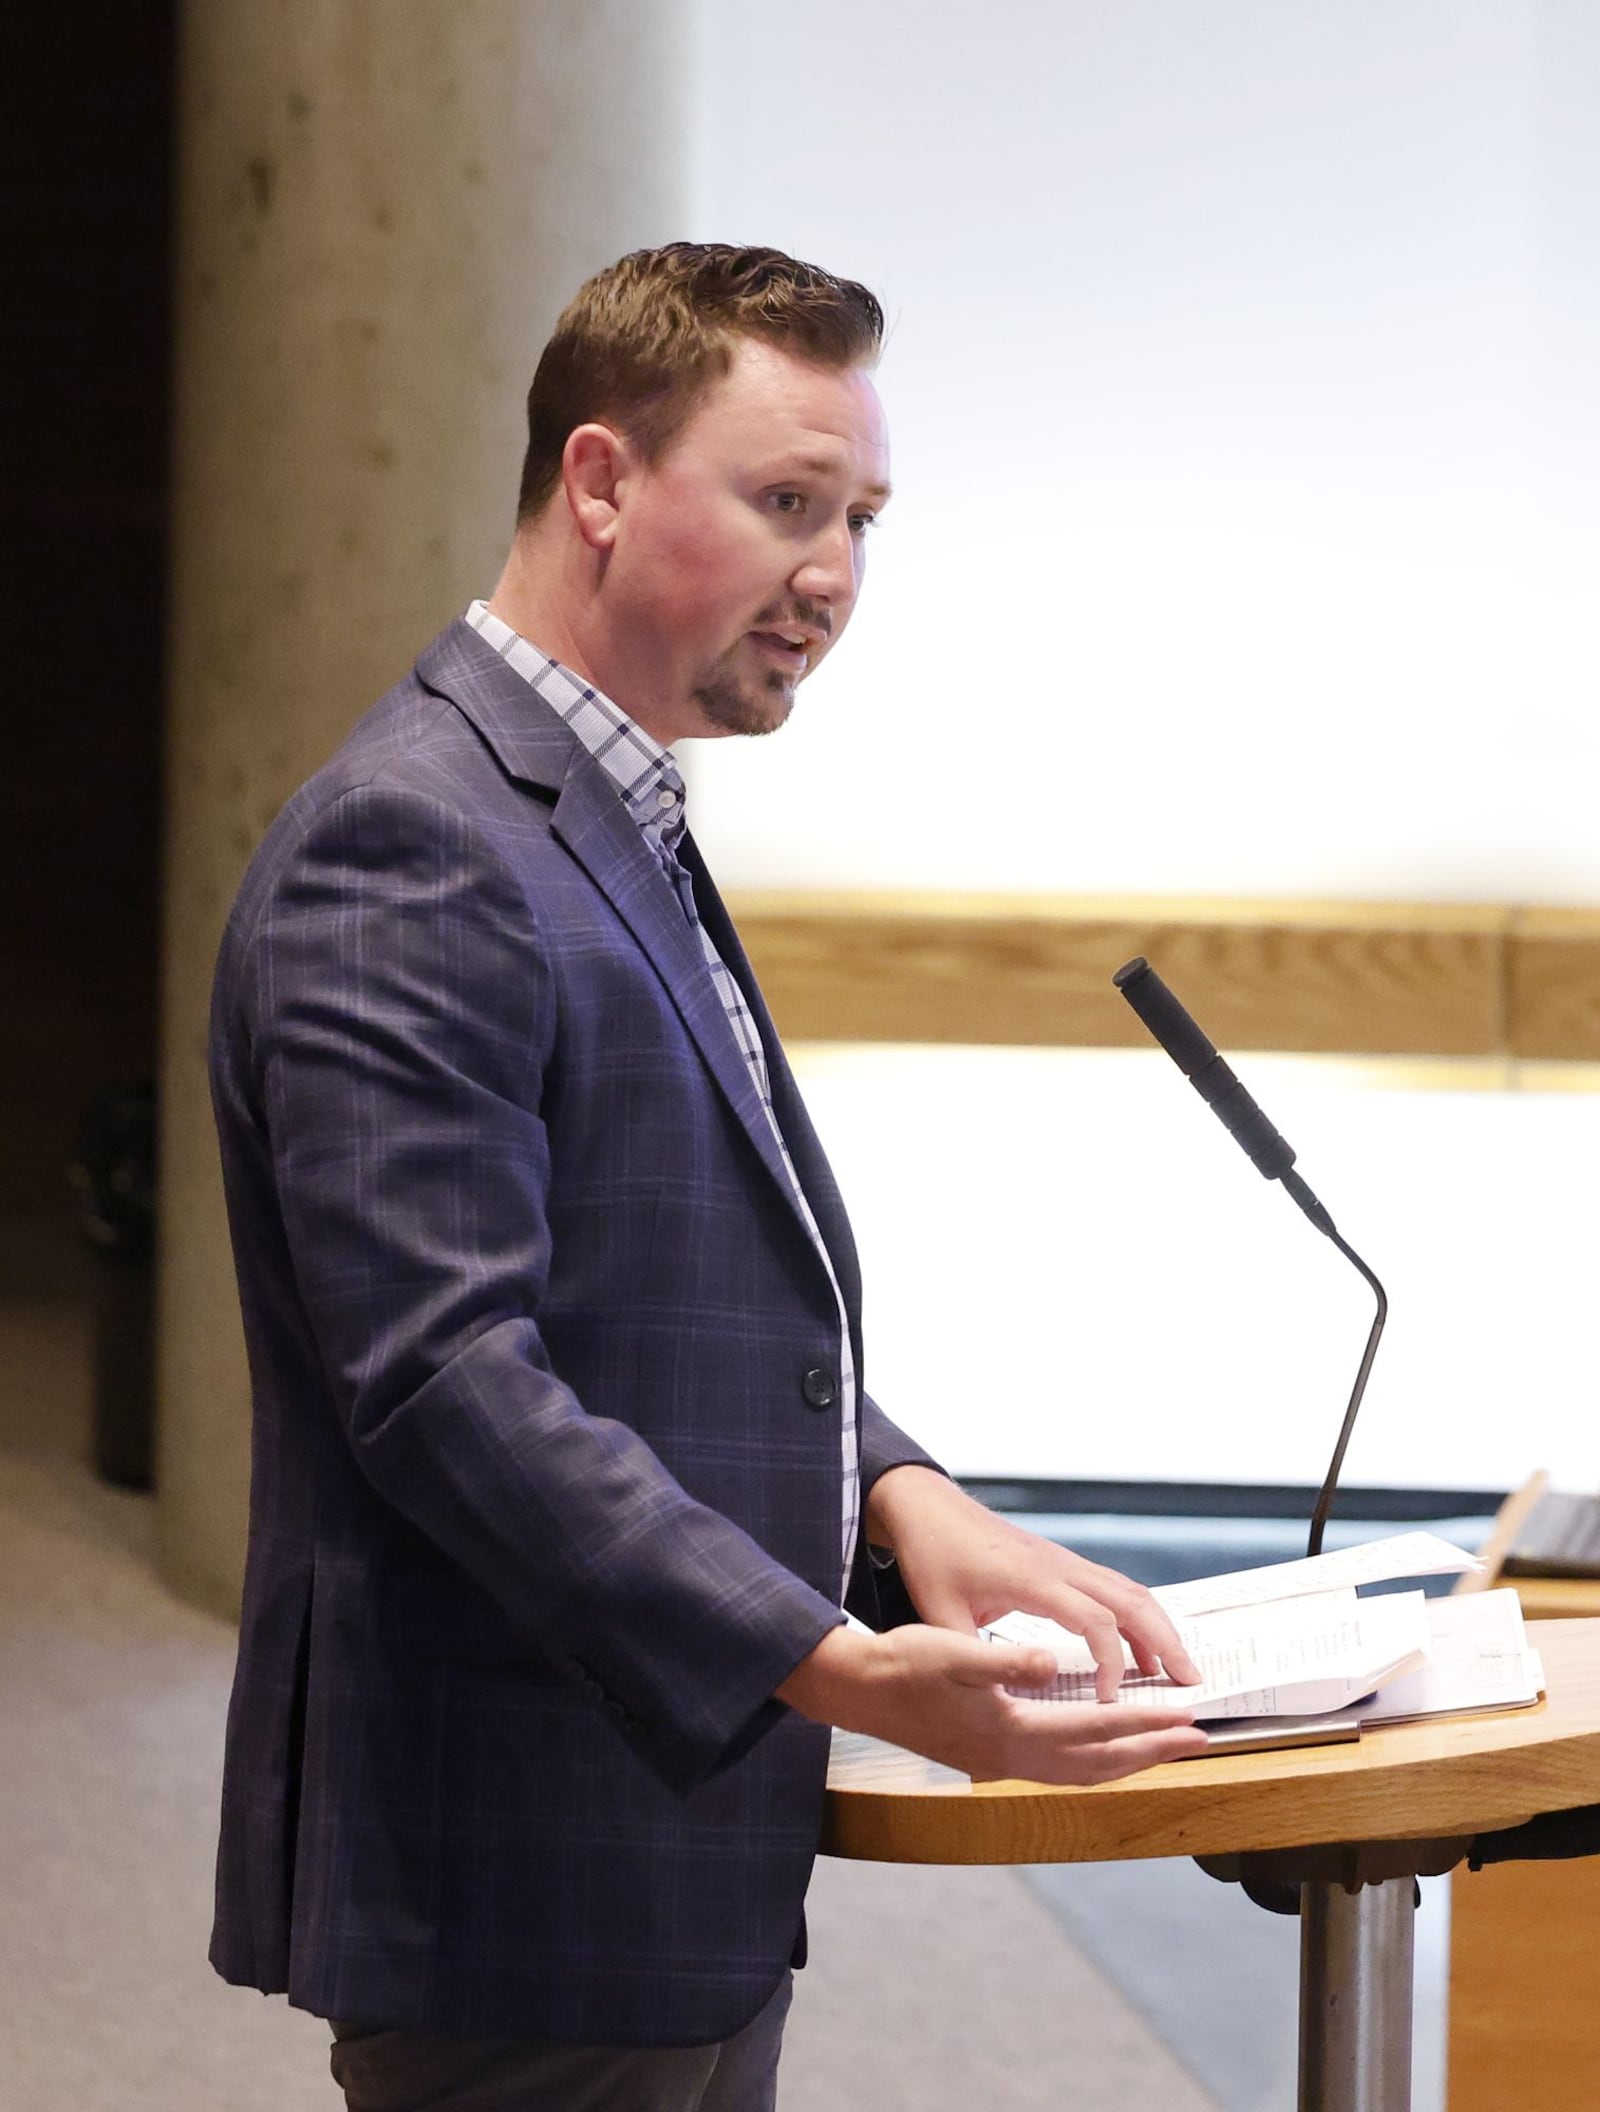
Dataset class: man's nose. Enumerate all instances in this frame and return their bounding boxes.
[790,517,860,609]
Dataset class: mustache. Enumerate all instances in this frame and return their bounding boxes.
[754,597,832,642]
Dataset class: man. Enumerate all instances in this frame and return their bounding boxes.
[208,243,1205,2111]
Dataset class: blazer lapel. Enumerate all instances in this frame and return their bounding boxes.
[548,777,810,1220]
[415,624,811,1231]
[680,831,865,1327]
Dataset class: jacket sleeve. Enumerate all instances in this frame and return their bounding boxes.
[228,781,844,1795]
[859,1392,945,1494]
[842,1393,948,1629]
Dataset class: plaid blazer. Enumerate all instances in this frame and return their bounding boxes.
[207,621,939,2046]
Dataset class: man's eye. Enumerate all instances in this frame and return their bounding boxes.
[849,512,878,536]
[770,491,805,514]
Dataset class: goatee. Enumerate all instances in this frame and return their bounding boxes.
[690,668,796,738]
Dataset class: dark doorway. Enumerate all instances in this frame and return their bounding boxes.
[1,8,176,1286]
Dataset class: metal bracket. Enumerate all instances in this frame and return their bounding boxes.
[1197,1836,1474,1893]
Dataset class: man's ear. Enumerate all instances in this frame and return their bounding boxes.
[561,423,631,551]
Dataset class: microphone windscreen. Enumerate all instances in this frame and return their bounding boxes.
[1114,958,1297,1179]
[1112,958,1217,1078]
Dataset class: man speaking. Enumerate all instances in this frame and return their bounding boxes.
[207,242,1204,2112]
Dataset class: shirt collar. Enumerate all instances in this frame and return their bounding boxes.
[464,600,686,850]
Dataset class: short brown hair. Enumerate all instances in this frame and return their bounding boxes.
[515,243,884,521]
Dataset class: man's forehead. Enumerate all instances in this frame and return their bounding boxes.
[691,341,891,481]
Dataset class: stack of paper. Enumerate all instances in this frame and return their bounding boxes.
[985,1531,1545,1730]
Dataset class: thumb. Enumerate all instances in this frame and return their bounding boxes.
[948,1640,1058,1692]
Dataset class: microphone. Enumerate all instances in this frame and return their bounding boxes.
[1113,957,1388,1559]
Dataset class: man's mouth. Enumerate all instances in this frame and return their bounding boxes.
[750,629,812,666]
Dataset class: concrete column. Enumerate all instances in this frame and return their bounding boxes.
[157,0,691,1615]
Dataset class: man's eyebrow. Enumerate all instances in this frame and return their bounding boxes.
[774,453,893,500]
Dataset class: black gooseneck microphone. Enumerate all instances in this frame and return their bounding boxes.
[1113,957,1388,1560]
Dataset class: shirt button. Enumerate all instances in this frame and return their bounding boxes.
[657,787,679,808]
[801,1367,839,1409]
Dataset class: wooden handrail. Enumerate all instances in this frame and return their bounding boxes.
[727,894,1600,1061]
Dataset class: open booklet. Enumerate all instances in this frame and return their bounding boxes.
[984,1531,1546,1740]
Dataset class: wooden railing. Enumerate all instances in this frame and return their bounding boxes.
[728,895,1600,1060]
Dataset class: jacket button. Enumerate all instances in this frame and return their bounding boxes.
[801,1367,838,1409]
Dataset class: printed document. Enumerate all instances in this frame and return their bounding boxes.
[985,1533,1542,1727]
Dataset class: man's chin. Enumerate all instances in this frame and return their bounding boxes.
[690,674,796,739]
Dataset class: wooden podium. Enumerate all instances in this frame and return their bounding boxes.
[1447,1478,1600,2111]
[823,1619,1600,2112]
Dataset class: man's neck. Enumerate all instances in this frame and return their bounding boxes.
[485,529,598,692]
[486,519,717,750]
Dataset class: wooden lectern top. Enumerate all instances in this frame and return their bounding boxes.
[823,1617,1600,1867]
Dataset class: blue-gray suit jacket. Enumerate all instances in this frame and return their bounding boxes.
[207,621,938,2046]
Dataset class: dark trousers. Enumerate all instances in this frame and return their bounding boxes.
[329,1973,793,2112]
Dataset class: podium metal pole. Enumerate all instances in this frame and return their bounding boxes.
[1299,1878,1415,2111]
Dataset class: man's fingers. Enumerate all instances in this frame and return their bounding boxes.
[1153,1632,1201,1687]
[1074,1575,1198,1689]
[1017,1591,1149,1703]
[1061,1603,1126,1702]
[1061,1725,1210,1783]
[1012,1706,1207,1784]
[1013,1698,1199,1741]
[856,1627,1206,1787]
[1128,1635,1162,1679]
[965,1600,1151,1705]
[984,1702,1206,1786]
[1013,1570,1201,1694]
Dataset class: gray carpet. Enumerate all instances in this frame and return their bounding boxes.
[1021,1857,1450,2112]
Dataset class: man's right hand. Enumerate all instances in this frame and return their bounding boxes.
[776,1623,1208,1785]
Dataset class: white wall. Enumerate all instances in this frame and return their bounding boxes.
[793,1045,1600,1496]
[682,5,1600,1497]
[686,0,1599,904]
